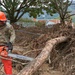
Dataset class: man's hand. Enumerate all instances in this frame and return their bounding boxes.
[5,42,13,52]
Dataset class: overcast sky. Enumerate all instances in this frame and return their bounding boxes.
[70,0,75,1]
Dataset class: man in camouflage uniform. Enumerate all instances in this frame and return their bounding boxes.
[0,11,16,75]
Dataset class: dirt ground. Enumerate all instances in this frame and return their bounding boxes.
[35,63,63,75]
[0,23,75,75]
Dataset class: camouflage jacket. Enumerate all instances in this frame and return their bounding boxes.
[0,22,16,45]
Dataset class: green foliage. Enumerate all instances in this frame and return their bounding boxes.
[0,7,3,11]
[35,21,45,27]
[0,0,44,23]
[0,0,72,24]
[72,16,75,24]
[44,0,72,24]
[19,18,34,22]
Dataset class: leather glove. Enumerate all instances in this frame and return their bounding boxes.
[5,42,13,52]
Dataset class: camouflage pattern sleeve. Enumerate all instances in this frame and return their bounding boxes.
[6,22,16,43]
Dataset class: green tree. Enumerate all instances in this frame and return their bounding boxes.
[0,6,3,11]
[46,0,73,24]
[0,0,44,23]
[0,0,73,24]
[37,0,73,24]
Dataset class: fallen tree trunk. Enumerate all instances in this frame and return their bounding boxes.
[17,36,68,75]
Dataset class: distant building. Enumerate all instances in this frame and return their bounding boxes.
[45,19,60,28]
[33,18,60,28]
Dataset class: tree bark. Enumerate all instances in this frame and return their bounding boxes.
[17,36,68,75]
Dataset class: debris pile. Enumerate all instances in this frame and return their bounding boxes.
[0,23,75,75]
[14,23,75,75]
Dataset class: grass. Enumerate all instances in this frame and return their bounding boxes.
[71,16,75,24]
[19,18,34,22]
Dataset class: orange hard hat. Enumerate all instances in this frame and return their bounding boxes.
[0,11,7,21]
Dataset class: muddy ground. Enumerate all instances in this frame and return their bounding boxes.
[0,23,75,75]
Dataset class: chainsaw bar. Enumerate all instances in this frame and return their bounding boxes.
[8,53,34,61]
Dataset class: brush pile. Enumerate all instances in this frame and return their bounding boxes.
[0,23,75,75]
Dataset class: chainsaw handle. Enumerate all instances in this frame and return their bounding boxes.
[0,46,8,57]
[8,50,12,53]
[3,46,12,53]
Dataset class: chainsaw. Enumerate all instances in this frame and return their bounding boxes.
[8,53,34,61]
[0,47,34,61]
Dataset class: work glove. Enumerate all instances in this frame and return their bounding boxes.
[5,42,13,52]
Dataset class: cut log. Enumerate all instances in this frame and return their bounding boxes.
[17,36,68,75]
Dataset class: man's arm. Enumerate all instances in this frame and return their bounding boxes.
[5,22,16,51]
[6,22,16,43]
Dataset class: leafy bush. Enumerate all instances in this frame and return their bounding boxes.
[72,16,75,24]
[35,21,45,27]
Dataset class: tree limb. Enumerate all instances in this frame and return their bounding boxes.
[17,36,68,75]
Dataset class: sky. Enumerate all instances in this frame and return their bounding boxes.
[70,0,75,1]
